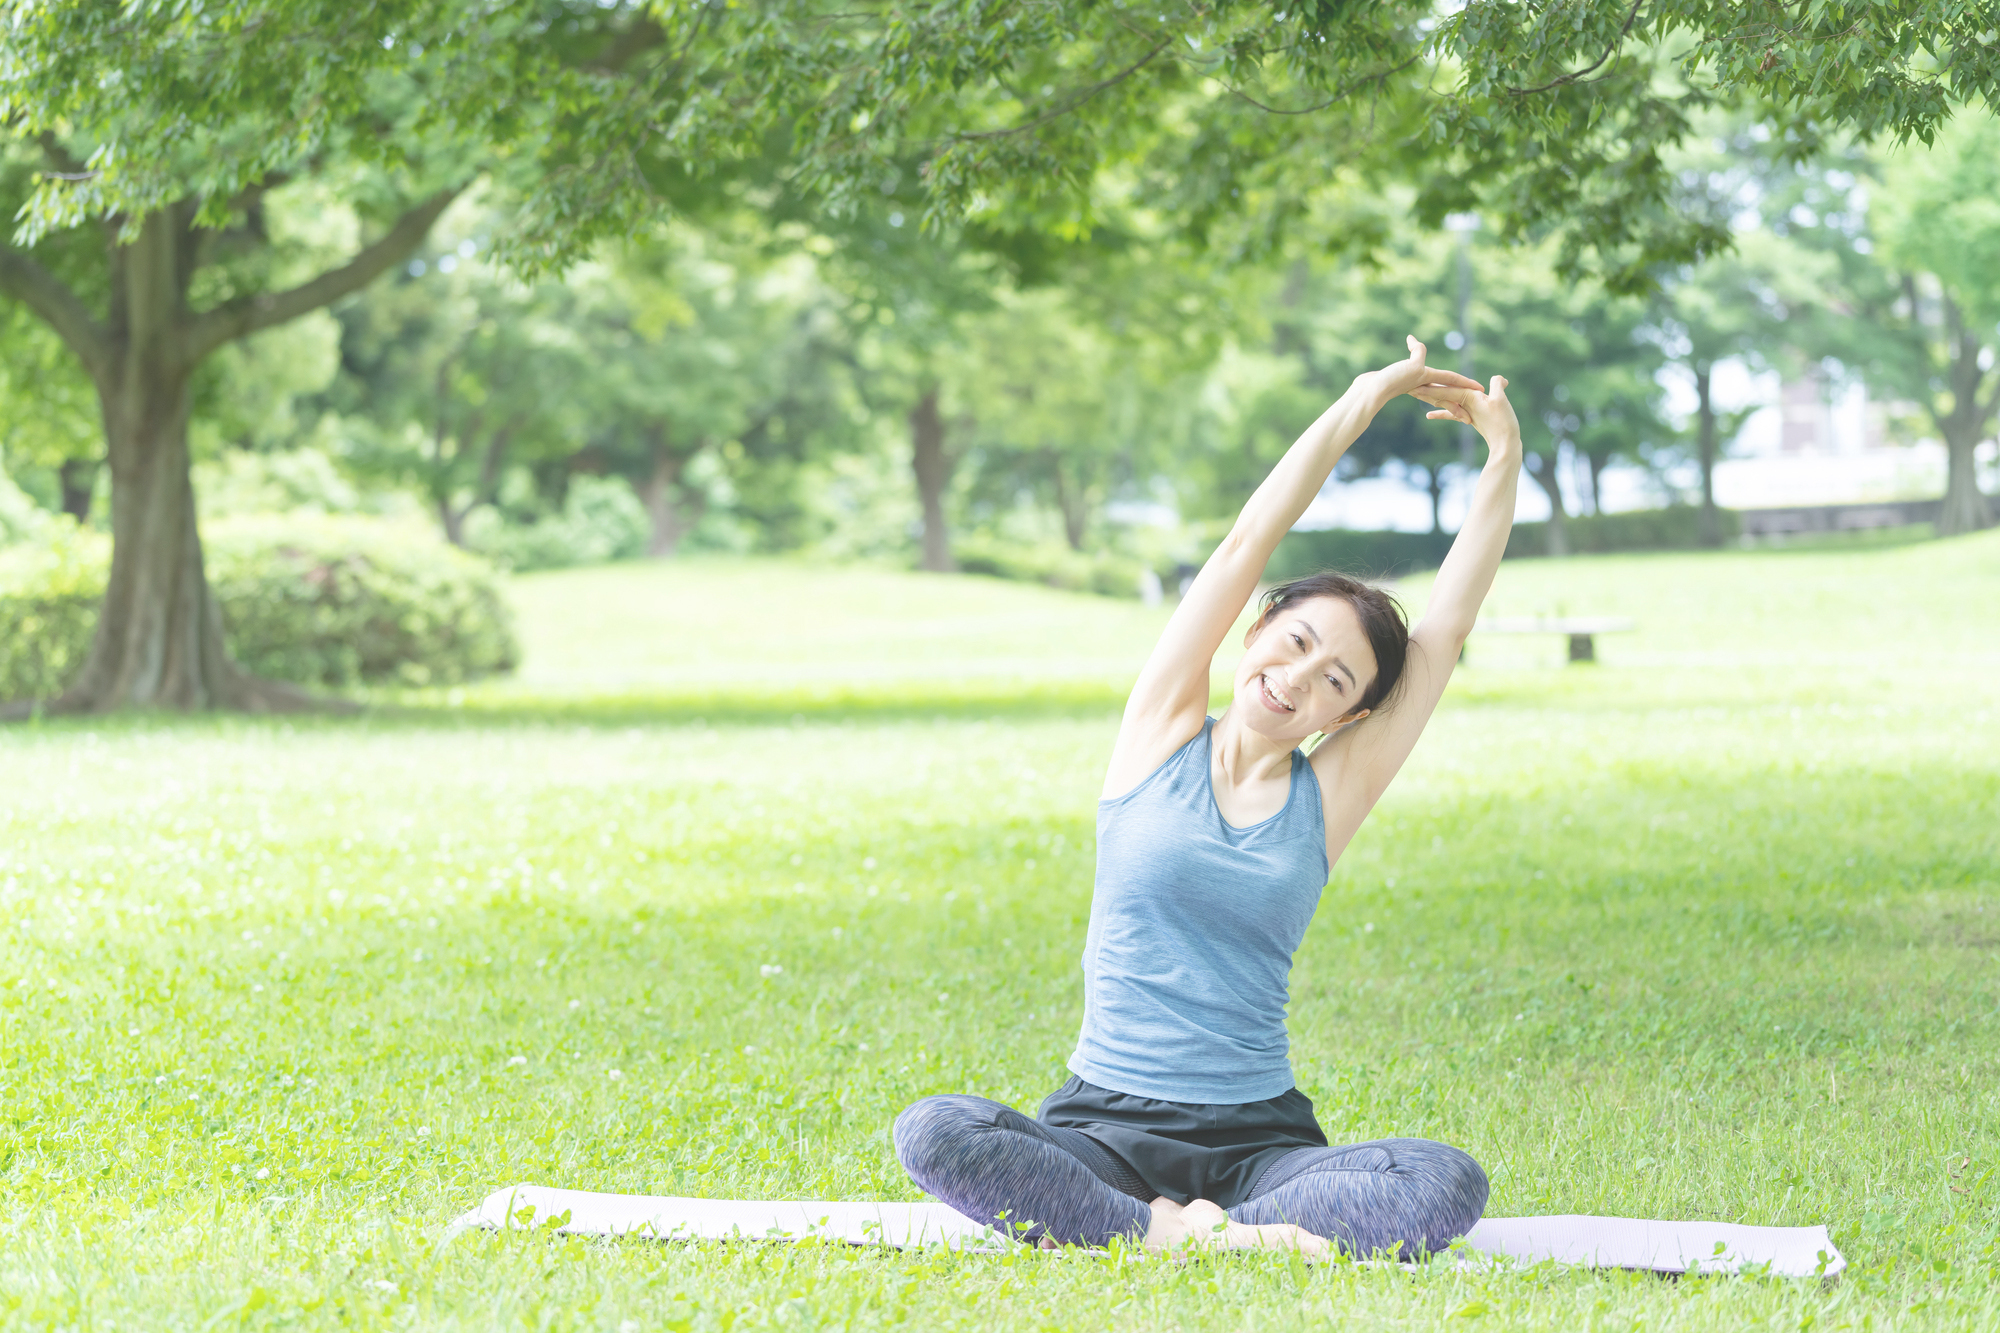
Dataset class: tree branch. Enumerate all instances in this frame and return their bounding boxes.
[1223,52,1425,116]
[0,244,112,384]
[1504,0,1645,96]
[184,187,462,363]
[948,39,1172,143]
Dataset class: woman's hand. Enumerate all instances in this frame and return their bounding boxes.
[1358,335,1482,410]
[1412,375,1522,458]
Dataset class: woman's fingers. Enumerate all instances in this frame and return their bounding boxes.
[1412,383,1481,404]
[1419,368,1484,390]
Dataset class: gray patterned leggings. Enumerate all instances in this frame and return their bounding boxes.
[893,1094,1488,1255]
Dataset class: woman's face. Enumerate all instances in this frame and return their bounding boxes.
[1231,596,1380,743]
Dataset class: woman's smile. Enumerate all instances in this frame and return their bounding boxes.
[1257,672,1296,713]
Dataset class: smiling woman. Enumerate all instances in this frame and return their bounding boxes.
[891,337,1526,1258]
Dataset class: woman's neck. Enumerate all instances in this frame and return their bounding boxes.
[1209,705,1298,787]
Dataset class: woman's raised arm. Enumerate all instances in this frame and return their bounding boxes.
[1312,375,1522,852]
[1103,337,1479,798]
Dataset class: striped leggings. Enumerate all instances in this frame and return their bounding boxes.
[893,1093,1488,1255]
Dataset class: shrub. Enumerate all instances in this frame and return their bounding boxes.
[1271,507,1750,580]
[0,522,104,703]
[0,514,519,701]
[466,475,650,572]
[1505,505,1742,558]
[206,515,520,688]
[1268,528,1455,581]
[951,535,1152,598]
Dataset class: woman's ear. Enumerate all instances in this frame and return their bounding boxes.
[1330,707,1371,732]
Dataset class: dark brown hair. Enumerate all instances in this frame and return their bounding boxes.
[1251,572,1410,716]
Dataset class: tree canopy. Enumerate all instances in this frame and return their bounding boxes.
[5,0,2000,711]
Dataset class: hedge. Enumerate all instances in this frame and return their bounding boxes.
[1272,506,1745,579]
[951,534,1151,599]
[0,524,103,703]
[1266,528,1455,581]
[0,515,519,702]
[1504,505,1742,558]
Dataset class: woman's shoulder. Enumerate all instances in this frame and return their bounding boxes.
[1099,713,1211,806]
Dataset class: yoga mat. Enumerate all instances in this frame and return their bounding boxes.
[449,1184,1846,1277]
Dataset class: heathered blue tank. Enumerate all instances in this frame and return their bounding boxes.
[1067,717,1329,1104]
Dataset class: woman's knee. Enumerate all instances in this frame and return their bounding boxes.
[1235,1137,1489,1255]
[1392,1137,1489,1227]
[891,1094,1004,1184]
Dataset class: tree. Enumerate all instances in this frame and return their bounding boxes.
[1254,236,1463,534]
[950,289,1128,552]
[1865,117,2000,534]
[816,213,1002,573]
[582,1,2000,299]
[0,0,707,710]
[565,227,858,556]
[1476,250,1668,555]
[329,221,593,548]
[0,5,503,709]
[0,307,100,519]
[1645,236,1797,544]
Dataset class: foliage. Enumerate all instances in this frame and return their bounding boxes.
[0,461,53,542]
[1269,528,1456,582]
[0,304,98,508]
[2,542,1998,1326]
[0,519,102,701]
[1503,505,1745,559]
[950,533,1150,599]
[207,515,520,688]
[496,1,2000,290]
[328,219,592,546]
[569,225,863,556]
[465,474,650,571]
[0,516,518,699]
[1273,506,1755,579]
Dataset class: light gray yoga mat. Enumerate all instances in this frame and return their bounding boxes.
[450,1184,1846,1277]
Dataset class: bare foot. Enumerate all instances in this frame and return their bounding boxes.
[1143,1196,1332,1259]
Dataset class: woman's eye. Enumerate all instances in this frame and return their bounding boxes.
[1291,635,1304,648]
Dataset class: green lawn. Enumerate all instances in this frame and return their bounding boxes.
[3,535,1998,1331]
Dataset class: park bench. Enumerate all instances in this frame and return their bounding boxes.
[1473,616,1635,663]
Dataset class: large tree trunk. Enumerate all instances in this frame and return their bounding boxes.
[636,435,701,557]
[910,387,954,572]
[1936,313,1997,536]
[1939,427,1995,535]
[1525,450,1571,557]
[1693,363,1722,546]
[1049,456,1089,552]
[53,216,311,713]
[58,457,97,523]
[1425,465,1445,535]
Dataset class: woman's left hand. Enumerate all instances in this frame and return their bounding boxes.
[1358,335,1482,409]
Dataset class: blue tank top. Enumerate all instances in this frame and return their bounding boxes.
[1067,717,1329,1103]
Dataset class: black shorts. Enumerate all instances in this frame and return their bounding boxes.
[1035,1074,1328,1208]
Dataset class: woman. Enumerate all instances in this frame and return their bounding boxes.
[894,337,1522,1258]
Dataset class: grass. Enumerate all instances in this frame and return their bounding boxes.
[2,535,1999,1330]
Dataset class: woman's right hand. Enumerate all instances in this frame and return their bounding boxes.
[1412,376,1522,458]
